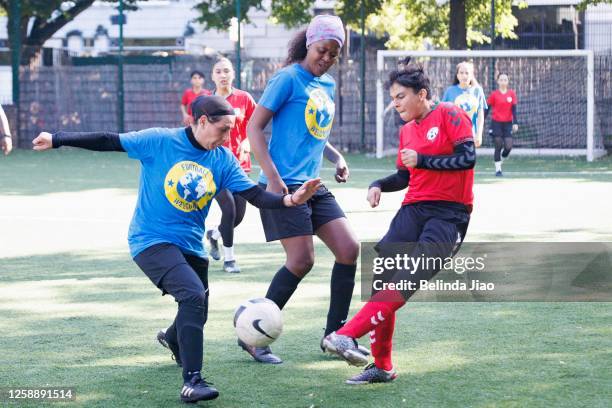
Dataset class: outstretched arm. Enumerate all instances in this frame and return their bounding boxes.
[32,131,125,152]
[236,178,322,209]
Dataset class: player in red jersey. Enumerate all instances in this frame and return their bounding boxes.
[487,73,518,176]
[322,58,475,384]
[205,57,257,273]
[180,71,212,126]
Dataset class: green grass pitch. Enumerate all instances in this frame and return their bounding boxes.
[1,149,611,407]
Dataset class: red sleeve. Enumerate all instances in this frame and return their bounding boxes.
[486,91,495,108]
[181,90,189,106]
[443,104,473,145]
[395,127,408,170]
[244,92,257,122]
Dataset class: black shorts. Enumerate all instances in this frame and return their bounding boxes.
[491,121,513,139]
[373,201,471,300]
[133,243,209,298]
[258,183,345,242]
[378,201,470,249]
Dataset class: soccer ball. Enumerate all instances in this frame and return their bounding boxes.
[233,298,283,347]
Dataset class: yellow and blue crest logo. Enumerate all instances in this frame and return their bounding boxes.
[454,92,479,118]
[305,88,335,140]
[164,161,216,212]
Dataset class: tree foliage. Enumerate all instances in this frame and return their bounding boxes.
[0,0,142,64]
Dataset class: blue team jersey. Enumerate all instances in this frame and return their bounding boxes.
[119,127,255,258]
[257,63,336,185]
[442,84,487,136]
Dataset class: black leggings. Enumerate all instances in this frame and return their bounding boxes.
[134,243,209,381]
[214,189,247,247]
[494,136,513,162]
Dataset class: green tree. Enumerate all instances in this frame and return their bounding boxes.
[0,0,143,65]
[577,0,611,11]
[193,0,612,50]
[366,0,526,50]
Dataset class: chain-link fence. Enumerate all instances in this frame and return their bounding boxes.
[15,50,380,152]
[8,47,612,152]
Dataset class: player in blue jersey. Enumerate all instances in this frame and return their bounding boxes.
[442,61,487,147]
[31,95,321,403]
[245,15,367,365]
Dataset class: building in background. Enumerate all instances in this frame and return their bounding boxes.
[498,0,612,51]
[0,0,337,59]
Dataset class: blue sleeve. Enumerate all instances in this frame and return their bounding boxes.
[258,69,293,113]
[220,149,257,193]
[119,128,165,161]
[478,87,487,111]
[442,86,453,102]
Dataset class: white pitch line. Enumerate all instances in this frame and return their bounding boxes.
[319,168,612,176]
[249,164,612,176]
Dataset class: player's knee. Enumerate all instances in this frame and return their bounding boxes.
[336,240,359,264]
[287,253,315,276]
[182,288,208,309]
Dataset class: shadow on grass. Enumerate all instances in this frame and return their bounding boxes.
[1,244,611,407]
[0,149,139,195]
[5,149,610,196]
[2,301,610,408]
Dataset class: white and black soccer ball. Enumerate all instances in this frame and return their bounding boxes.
[233,298,283,347]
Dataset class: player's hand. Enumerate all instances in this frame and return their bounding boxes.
[1,135,12,155]
[335,156,349,183]
[400,149,418,168]
[238,139,251,163]
[32,132,53,151]
[367,186,382,208]
[182,114,193,127]
[474,134,482,148]
[285,178,322,206]
[512,124,519,133]
[267,178,288,195]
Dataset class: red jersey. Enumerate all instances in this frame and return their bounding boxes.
[221,89,257,172]
[486,89,517,122]
[181,88,212,115]
[396,102,474,206]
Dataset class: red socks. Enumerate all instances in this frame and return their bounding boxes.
[336,290,405,339]
[369,310,396,371]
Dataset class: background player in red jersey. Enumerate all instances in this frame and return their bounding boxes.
[322,58,475,385]
[180,71,212,126]
[487,73,518,176]
[205,57,257,273]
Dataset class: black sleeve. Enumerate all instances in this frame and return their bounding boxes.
[484,107,490,119]
[236,185,285,209]
[52,131,125,152]
[512,105,518,124]
[369,170,410,192]
[416,141,476,170]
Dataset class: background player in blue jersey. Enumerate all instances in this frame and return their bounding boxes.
[246,15,366,364]
[442,61,487,147]
[31,95,321,403]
